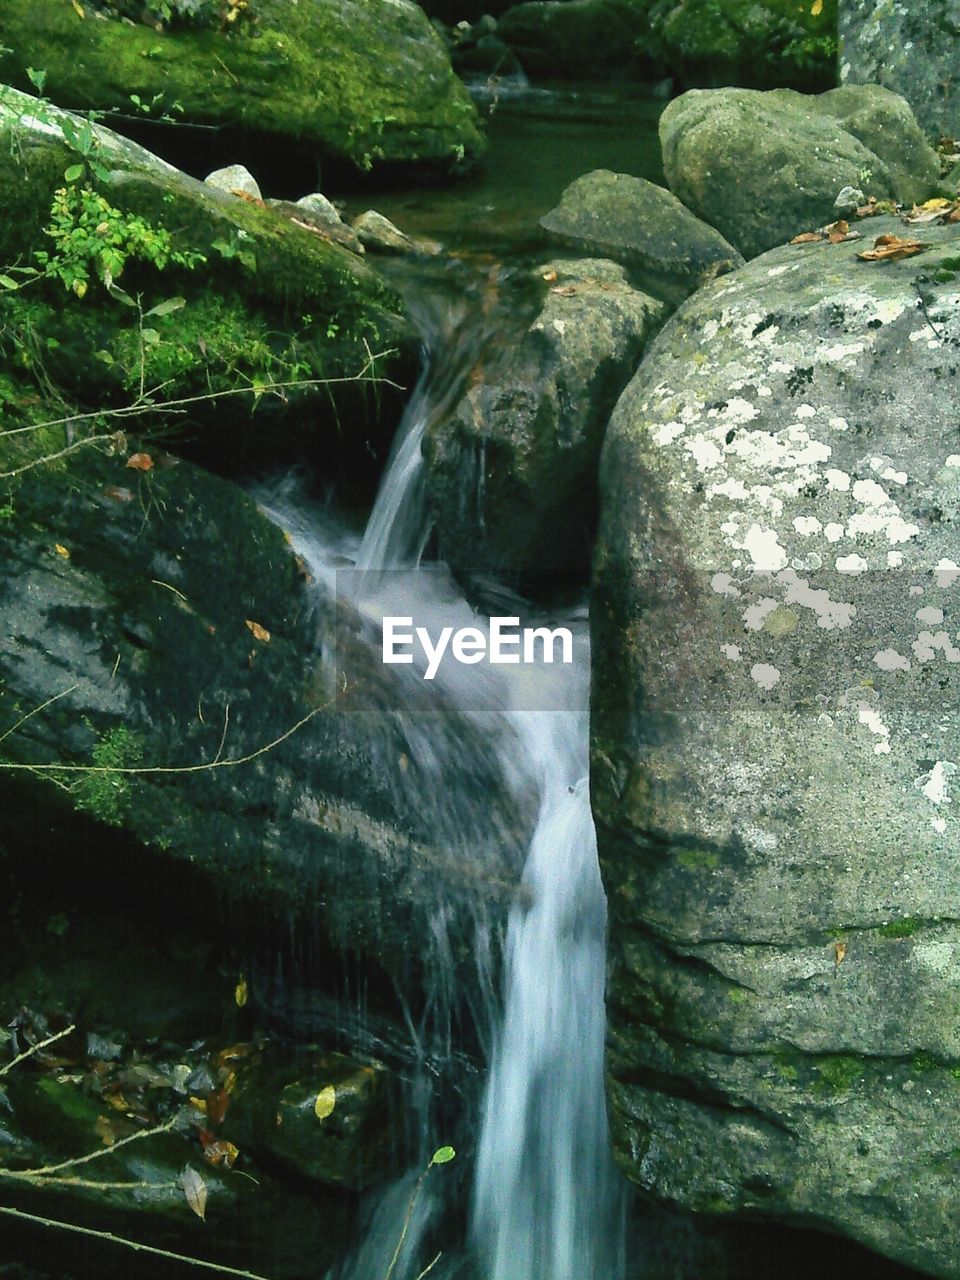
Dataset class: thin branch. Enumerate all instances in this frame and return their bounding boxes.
[12,1116,179,1178]
[0,685,79,747]
[384,1170,427,1280]
[0,1205,277,1280]
[415,1253,442,1280]
[0,434,114,479]
[0,1025,76,1079]
[0,353,401,440]
[0,703,326,779]
[0,1174,180,1191]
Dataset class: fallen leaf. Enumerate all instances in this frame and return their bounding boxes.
[126,452,154,472]
[811,0,823,13]
[94,1115,117,1146]
[834,941,848,970]
[791,230,823,244]
[71,0,85,15]
[904,198,956,224]
[314,1085,337,1120]
[234,978,248,1007]
[825,218,849,243]
[203,1139,239,1169]
[102,486,134,503]
[206,1087,230,1126]
[189,1096,208,1113]
[54,544,70,559]
[244,621,270,643]
[180,1166,207,1221]
[550,285,577,296]
[857,234,929,262]
[541,269,558,283]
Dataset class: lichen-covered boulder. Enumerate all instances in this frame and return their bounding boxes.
[539,170,743,305]
[423,257,663,585]
[0,0,483,172]
[592,216,960,1276]
[645,0,838,91]
[660,85,940,258]
[840,0,960,141]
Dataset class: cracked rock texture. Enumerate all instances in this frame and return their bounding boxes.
[592,216,960,1277]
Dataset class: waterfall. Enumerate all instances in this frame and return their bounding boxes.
[264,275,623,1279]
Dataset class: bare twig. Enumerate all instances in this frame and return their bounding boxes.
[9,1116,179,1179]
[0,1024,76,1079]
[0,1205,277,1279]
[415,1253,442,1280]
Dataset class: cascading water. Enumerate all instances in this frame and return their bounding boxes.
[262,269,623,1280]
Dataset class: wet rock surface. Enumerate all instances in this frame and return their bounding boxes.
[660,85,940,258]
[540,169,743,304]
[593,215,960,1277]
[424,257,663,585]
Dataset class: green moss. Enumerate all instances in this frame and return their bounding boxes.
[726,986,750,1004]
[0,0,483,170]
[676,846,720,870]
[74,725,145,826]
[814,1054,864,1093]
[913,1051,941,1074]
[879,917,922,939]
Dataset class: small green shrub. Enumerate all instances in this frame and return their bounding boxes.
[74,725,145,826]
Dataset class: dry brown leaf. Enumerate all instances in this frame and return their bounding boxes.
[791,230,823,244]
[94,1115,117,1146]
[834,941,848,970]
[203,1139,239,1169]
[54,543,70,559]
[825,218,848,243]
[550,285,577,296]
[126,452,154,472]
[244,620,270,643]
[541,269,558,283]
[102,485,134,503]
[857,234,929,262]
[904,198,955,224]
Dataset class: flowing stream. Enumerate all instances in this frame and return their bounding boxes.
[263,265,623,1278]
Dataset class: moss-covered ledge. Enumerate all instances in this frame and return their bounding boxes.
[0,0,484,172]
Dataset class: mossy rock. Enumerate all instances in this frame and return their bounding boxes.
[0,84,411,463]
[0,0,484,172]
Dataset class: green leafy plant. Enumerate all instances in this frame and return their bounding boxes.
[74,725,145,825]
[34,186,205,298]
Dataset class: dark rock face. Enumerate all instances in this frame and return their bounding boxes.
[592,216,960,1277]
[540,170,743,304]
[423,258,663,586]
[660,86,940,258]
[0,0,484,173]
[0,447,526,1035]
[840,0,960,140]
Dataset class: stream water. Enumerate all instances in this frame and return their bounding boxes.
[259,240,623,1278]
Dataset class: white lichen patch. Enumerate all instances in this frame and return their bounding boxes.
[836,554,869,574]
[875,648,911,672]
[750,663,781,690]
[779,571,856,629]
[711,573,741,597]
[917,607,945,626]
[857,701,891,754]
[743,598,779,631]
[912,631,960,663]
[936,560,960,588]
[825,469,851,492]
[794,516,822,536]
[914,760,957,806]
[721,644,741,661]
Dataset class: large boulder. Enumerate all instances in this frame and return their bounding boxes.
[660,85,940,258]
[0,0,483,173]
[645,0,838,91]
[840,0,960,141]
[423,257,664,585]
[539,169,743,304]
[592,216,960,1276]
[0,443,527,1040]
[0,85,409,466]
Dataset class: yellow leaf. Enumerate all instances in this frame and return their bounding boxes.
[244,620,271,643]
[234,978,248,1008]
[71,0,85,16]
[314,1084,337,1120]
[54,543,70,559]
[811,0,823,14]
[189,1096,208,1113]
[834,941,848,969]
